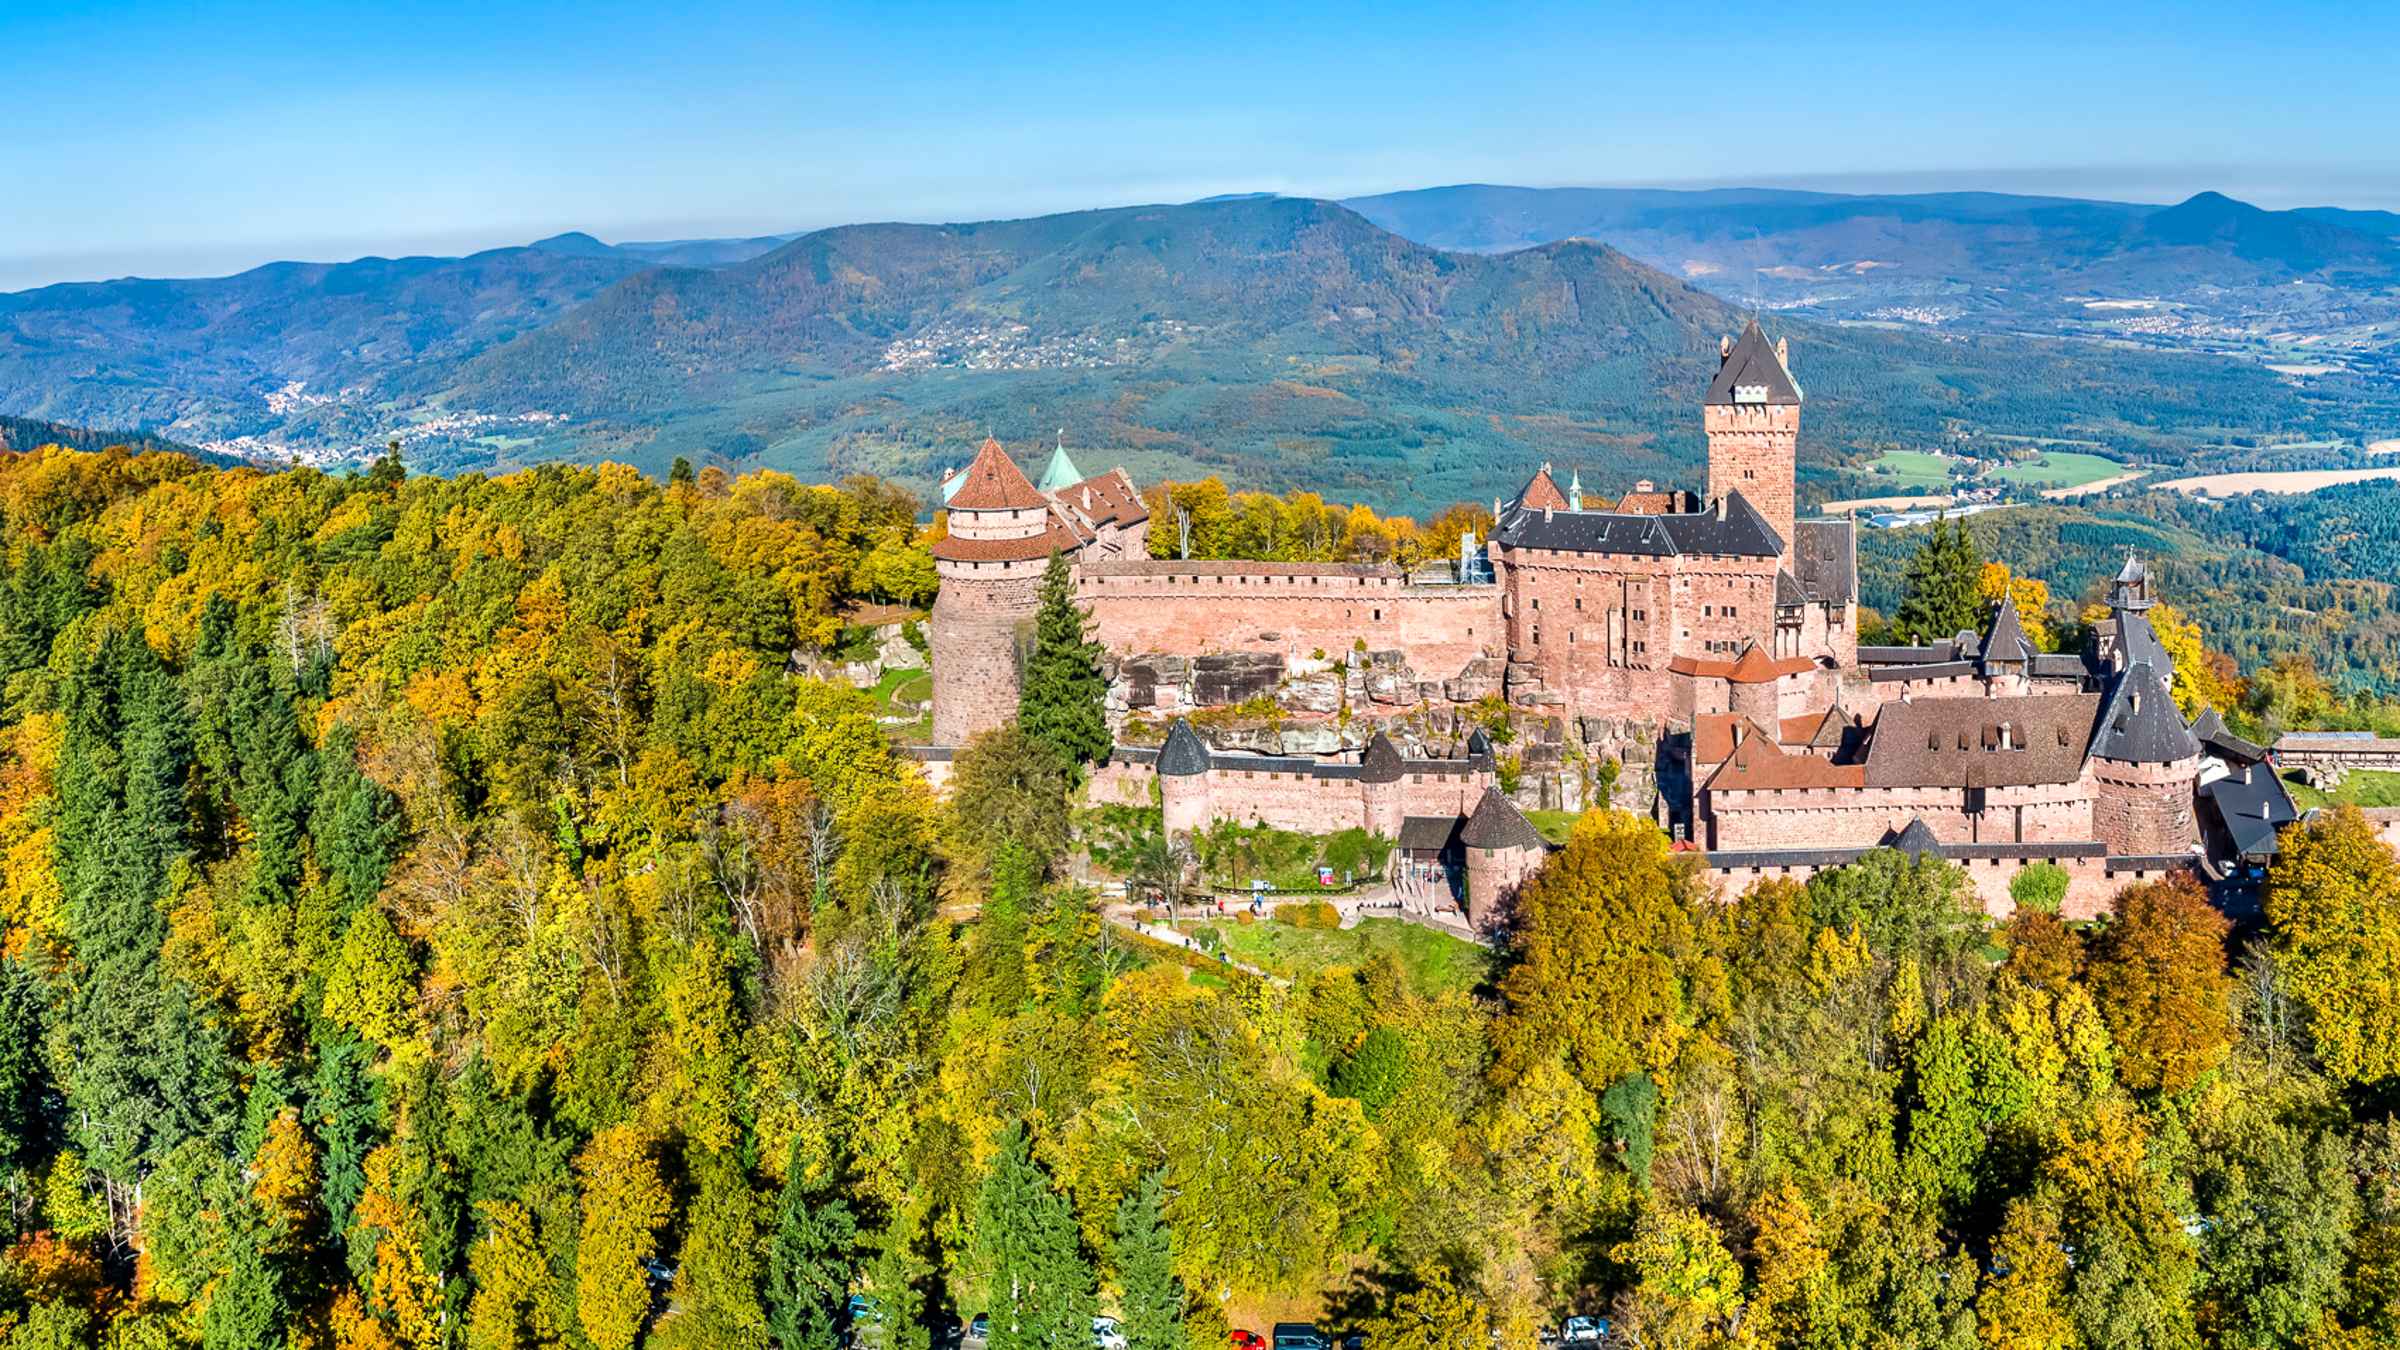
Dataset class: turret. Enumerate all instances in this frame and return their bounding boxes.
[2088,612,2203,856]
[1359,732,1407,838]
[1157,719,1214,838]
[1704,319,1800,560]
[1460,785,1547,927]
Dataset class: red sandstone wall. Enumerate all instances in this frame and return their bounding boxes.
[1075,568,1500,681]
[1705,777,2099,852]
[1192,766,1366,835]
[1706,854,2114,920]
[1705,403,1797,554]
[2093,756,2202,855]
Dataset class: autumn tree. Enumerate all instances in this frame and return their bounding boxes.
[2266,806,2400,1084]
[2084,874,2232,1094]
[576,1125,672,1350]
[946,725,1074,877]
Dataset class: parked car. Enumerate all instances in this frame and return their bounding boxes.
[1561,1316,1608,1346]
[1229,1331,1267,1350]
[965,1314,990,1350]
[1093,1316,1128,1350]
[1272,1325,1329,1350]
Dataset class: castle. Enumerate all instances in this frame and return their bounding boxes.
[921,322,2278,924]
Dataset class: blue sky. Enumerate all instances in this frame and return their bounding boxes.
[2,0,2394,290]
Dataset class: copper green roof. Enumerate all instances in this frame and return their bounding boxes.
[1036,441,1085,494]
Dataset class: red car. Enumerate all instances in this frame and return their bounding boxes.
[1230,1333,1266,1350]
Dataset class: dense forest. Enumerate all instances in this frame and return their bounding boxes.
[6,444,2400,1350]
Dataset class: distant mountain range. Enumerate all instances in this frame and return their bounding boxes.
[2,189,2395,511]
[0,414,205,460]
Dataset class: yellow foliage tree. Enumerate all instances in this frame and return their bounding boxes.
[576,1124,672,1350]
[1979,562,2055,650]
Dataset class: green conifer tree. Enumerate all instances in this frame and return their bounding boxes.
[1017,552,1110,776]
[977,1122,1097,1350]
[767,1141,860,1350]
[1892,518,1987,645]
[1113,1172,1187,1350]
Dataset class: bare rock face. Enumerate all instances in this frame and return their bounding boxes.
[1278,725,1344,755]
[877,629,928,671]
[1118,654,1190,710]
[1445,657,1505,702]
[1281,671,1345,716]
[1365,670,1416,705]
[1191,652,1284,705]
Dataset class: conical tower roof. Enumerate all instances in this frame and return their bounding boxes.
[1036,438,1085,494]
[1982,593,2034,667]
[1157,719,1212,776]
[948,436,1048,511]
[1360,732,1407,784]
[1460,785,1546,852]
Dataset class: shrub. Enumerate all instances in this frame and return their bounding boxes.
[1273,901,1341,929]
[2010,862,2070,914]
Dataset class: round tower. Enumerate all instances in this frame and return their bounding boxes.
[930,437,1058,746]
[1461,785,1548,928]
[1359,732,1407,838]
[1157,719,1213,838]
[2089,655,2203,857]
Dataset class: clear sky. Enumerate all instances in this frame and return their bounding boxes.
[3,0,2395,291]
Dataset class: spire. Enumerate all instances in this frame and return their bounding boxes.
[1157,719,1212,777]
[1982,593,2033,668]
[1035,432,1085,494]
[1360,732,1406,784]
[1567,469,1584,512]
[1460,785,1546,852]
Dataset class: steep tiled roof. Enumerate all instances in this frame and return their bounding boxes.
[1360,733,1406,784]
[1614,490,1683,515]
[1696,712,1779,765]
[1157,719,1212,776]
[1517,467,1569,512]
[1862,693,2102,788]
[2192,707,2267,764]
[1704,319,1802,407]
[1054,467,1149,531]
[1460,785,1547,851]
[947,436,1049,511]
[1669,643,1818,684]
[1705,734,1866,791]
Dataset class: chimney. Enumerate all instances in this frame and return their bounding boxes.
[1716,496,1728,521]
[1776,336,1790,366]
[1635,478,1654,493]
[2000,722,2014,750]
[1543,506,1553,524]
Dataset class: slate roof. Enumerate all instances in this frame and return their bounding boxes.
[1491,490,1785,560]
[1792,519,1857,604]
[2113,607,2171,674]
[1397,814,1465,853]
[2031,653,2093,682]
[1862,693,2102,788]
[1157,719,1212,776]
[1460,786,1547,851]
[1704,319,1803,407]
[1887,819,1943,861]
[1982,594,2035,667]
[1775,569,1805,606]
[2204,763,2297,860]
[2192,708,2268,765]
[2091,661,2200,764]
[1360,733,1406,784]
[947,436,1049,511]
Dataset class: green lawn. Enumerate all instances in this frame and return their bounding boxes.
[867,665,932,741]
[1988,451,2127,490]
[1178,916,1491,996]
[1866,450,1956,490]
[2284,770,2400,810]
[1525,809,1583,846]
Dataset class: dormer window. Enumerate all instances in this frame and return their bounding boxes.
[1735,384,1769,404]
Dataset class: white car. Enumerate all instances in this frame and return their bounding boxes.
[1094,1317,1128,1350]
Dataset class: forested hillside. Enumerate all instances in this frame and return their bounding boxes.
[5,447,2400,1348]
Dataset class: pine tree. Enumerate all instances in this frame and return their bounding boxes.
[1017,552,1110,775]
[767,1141,860,1350]
[977,1121,1097,1350]
[1892,518,1987,645]
[1113,1172,1187,1350]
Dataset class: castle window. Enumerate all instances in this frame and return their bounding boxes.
[1575,598,1583,610]
[1726,606,1737,619]
[1532,598,1540,610]
[1373,608,1382,621]
[1703,605,1713,617]
[1532,626,1541,645]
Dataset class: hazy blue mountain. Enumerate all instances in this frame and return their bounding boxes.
[0,413,209,460]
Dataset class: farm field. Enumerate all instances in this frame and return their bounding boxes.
[1864,449,1956,490]
[1990,450,2131,491]
[2155,465,2400,496]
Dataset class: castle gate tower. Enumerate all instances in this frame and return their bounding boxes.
[1703,319,1801,560]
